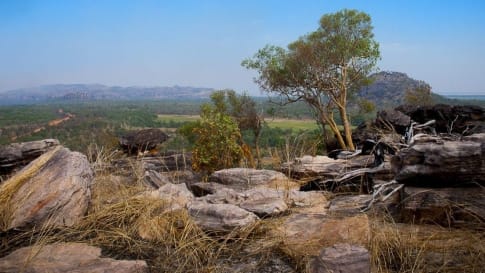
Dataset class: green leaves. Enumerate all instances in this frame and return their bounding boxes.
[242,9,380,150]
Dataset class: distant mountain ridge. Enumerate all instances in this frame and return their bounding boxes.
[0,84,214,105]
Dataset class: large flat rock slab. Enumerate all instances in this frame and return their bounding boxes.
[0,243,147,273]
[391,134,485,186]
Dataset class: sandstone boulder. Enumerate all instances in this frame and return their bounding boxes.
[0,139,59,176]
[188,201,258,232]
[239,196,288,217]
[0,243,147,273]
[391,134,485,186]
[119,128,168,154]
[143,170,170,188]
[145,183,194,212]
[0,146,93,230]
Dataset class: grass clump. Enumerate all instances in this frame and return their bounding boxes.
[370,217,485,273]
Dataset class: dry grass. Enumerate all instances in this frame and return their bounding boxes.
[1,144,484,273]
[370,216,485,273]
[0,152,285,272]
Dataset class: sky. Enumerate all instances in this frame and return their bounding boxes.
[0,0,484,95]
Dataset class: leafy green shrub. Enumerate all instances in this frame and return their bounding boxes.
[191,106,242,175]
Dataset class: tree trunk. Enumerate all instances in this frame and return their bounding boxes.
[326,115,347,150]
[339,106,355,150]
[254,130,262,168]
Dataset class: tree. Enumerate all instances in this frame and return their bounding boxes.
[404,84,434,106]
[242,9,380,150]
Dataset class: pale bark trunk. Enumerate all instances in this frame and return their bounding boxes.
[339,106,355,150]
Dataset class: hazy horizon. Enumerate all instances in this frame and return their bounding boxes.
[1,0,484,95]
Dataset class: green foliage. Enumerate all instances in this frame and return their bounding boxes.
[191,107,242,174]
[243,9,380,150]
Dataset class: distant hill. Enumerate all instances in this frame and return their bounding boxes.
[357,71,484,108]
[0,84,214,105]
[358,71,433,107]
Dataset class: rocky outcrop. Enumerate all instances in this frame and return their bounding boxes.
[209,168,296,191]
[0,139,59,176]
[0,146,94,230]
[307,244,370,273]
[391,134,485,186]
[0,243,147,273]
[188,201,259,232]
[119,128,169,154]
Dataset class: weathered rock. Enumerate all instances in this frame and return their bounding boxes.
[328,195,372,216]
[240,197,288,217]
[141,153,192,172]
[196,186,290,217]
[283,155,376,180]
[0,243,147,273]
[196,187,244,204]
[401,186,485,228]
[188,201,258,232]
[145,183,194,211]
[119,128,168,154]
[391,133,485,186]
[0,146,93,230]
[189,182,229,197]
[0,139,59,176]
[287,190,328,209]
[396,104,485,135]
[209,168,295,191]
[143,170,170,188]
[275,214,370,257]
[307,243,370,273]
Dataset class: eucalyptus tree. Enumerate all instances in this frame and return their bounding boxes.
[243,9,380,150]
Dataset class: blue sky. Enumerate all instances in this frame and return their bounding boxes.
[0,0,484,95]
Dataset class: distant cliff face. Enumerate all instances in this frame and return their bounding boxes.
[358,71,430,107]
[0,84,214,105]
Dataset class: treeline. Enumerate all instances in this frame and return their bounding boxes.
[0,100,320,154]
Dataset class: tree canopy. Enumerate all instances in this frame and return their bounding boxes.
[242,9,380,150]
